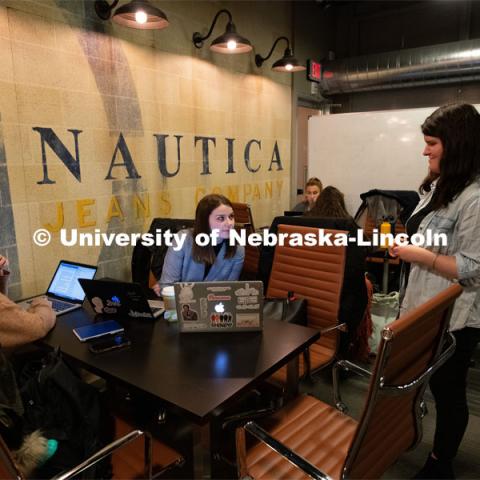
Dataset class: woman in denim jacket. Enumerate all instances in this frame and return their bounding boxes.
[391,104,480,479]
[154,194,244,289]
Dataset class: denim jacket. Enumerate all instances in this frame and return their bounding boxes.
[400,179,480,331]
[160,229,245,284]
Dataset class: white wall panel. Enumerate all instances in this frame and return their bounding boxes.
[308,107,443,215]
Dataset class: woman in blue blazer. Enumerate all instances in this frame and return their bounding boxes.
[154,194,245,289]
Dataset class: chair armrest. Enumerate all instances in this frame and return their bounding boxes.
[54,430,152,480]
[319,322,348,335]
[236,421,332,480]
[222,405,277,431]
[336,359,373,378]
[304,323,347,380]
[332,360,372,414]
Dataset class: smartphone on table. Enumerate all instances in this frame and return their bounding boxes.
[88,333,131,354]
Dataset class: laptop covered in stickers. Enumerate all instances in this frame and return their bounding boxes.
[174,281,264,332]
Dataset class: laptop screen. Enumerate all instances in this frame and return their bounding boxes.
[47,261,97,301]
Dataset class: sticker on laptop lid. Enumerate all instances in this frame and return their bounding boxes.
[209,301,233,327]
[206,285,232,292]
[181,304,199,321]
[178,283,195,303]
[92,296,118,314]
[236,313,260,328]
[234,283,260,309]
[210,310,233,328]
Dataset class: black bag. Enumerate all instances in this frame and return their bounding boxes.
[263,294,307,326]
[0,349,24,450]
[18,349,112,478]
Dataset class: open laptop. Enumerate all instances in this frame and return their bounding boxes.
[174,281,264,332]
[79,279,164,320]
[18,260,97,315]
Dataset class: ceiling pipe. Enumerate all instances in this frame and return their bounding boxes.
[320,39,480,94]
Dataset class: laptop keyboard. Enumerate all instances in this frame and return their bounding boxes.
[50,298,74,312]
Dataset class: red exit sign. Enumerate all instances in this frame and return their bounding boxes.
[307,60,321,83]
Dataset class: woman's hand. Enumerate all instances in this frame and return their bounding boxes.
[391,244,458,279]
[31,296,53,308]
[390,244,433,265]
[152,283,161,296]
[0,255,9,271]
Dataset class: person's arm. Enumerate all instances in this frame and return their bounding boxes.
[158,239,187,285]
[390,245,458,279]
[0,294,56,349]
[0,256,9,296]
[227,246,245,280]
[451,195,480,286]
[292,202,306,212]
[0,255,8,271]
[391,196,480,282]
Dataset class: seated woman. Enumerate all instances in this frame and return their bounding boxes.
[293,177,323,213]
[306,185,356,224]
[0,255,58,476]
[154,194,245,292]
[0,255,56,349]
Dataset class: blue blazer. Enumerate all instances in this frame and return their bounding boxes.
[159,230,245,284]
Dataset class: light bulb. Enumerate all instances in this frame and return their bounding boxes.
[285,64,293,71]
[227,40,237,50]
[135,10,147,24]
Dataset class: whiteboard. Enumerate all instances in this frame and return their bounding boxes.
[308,106,439,215]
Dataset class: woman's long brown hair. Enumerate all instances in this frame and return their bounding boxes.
[420,103,480,210]
[307,186,352,219]
[191,194,237,264]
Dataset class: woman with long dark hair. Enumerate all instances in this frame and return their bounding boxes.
[155,194,244,287]
[390,103,480,479]
[306,185,353,220]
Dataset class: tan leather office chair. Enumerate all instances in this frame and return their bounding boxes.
[234,221,260,279]
[232,202,260,279]
[236,283,462,480]
[267,225,347,384]
[232,202,256,230]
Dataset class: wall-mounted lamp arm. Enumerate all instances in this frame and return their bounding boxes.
[192,8,232,48]
[192,9,233,48]
[94,0,120,20]
[255,36,290,67]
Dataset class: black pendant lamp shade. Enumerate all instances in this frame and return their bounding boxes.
[272,48,305,72]
[255,36,305,72]
[193,9,252,54]
[95,0,169,30]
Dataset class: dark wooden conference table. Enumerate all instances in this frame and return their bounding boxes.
[43,306,320,478]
